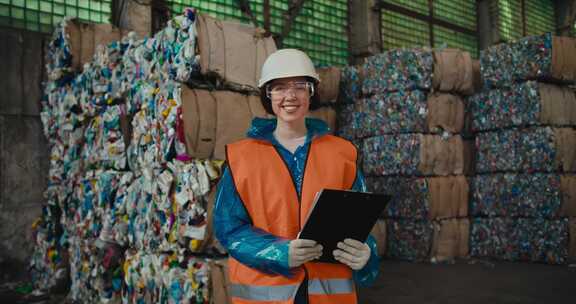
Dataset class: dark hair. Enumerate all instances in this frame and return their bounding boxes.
[259,77,321,115]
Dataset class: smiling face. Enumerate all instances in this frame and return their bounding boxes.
[267,76,311,124]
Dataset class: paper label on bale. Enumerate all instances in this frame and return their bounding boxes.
[214,91,253,160]
[183,225,206,240]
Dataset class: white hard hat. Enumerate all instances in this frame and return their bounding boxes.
[258,49,320,88]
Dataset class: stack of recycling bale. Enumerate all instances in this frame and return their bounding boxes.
[338,48,478,262]
[466,33,576,264]
[32,8,340,303]
[34,10,220,303]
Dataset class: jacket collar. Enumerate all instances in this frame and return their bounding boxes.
[246,117,330,144]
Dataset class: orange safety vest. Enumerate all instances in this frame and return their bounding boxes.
[225,134,359,304]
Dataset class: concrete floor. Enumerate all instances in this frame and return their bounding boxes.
[2,259,575,303]
[359,259,576,304]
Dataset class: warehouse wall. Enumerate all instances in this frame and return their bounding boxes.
[0,27,49,279]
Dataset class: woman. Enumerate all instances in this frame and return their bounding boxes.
[214,49,379,304]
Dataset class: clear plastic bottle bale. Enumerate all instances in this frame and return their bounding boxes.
[339,65,363,104]
[352,90,429,138]
[470,217,569,264]
[467,81,576,132]
[367,176,430,219]
[480,33,576,88]
[470,173,564,218]
[362,133,465,176]
[362,49,434,95]
[337,103,361,140]
[475,127,576,173]
[368,176,468,220]
[385,219,434,262]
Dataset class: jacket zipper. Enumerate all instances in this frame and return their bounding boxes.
[271,140,313,303]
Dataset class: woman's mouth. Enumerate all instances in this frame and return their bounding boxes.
[281,104,300,113]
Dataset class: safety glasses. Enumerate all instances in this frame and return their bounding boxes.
[266,81,314,98]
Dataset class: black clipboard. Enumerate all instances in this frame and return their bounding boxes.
[298,189,391,263]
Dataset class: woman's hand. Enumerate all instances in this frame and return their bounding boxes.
[289,239,323,267]
[333,238,371,270]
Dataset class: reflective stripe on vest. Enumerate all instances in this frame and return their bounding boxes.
[308,278,354,295]
[230,283,300,301]
[230,278,355,301]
